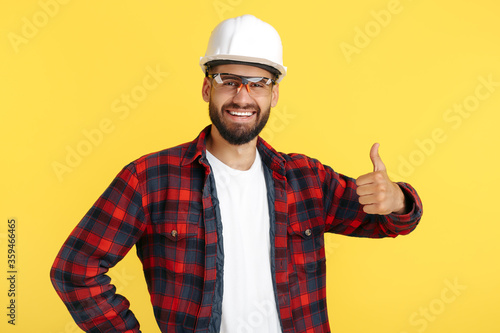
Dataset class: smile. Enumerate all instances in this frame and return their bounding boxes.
[227,110,255,117]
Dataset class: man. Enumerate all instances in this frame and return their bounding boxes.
[51,15,422,333]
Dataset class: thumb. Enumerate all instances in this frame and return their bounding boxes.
[370,143,386,172]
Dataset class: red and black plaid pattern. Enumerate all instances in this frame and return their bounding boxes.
[51,125,423,332]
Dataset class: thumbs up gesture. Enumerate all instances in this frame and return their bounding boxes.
[355,143,407,215]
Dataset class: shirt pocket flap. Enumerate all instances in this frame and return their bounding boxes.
[287,219,314,239]
[287,208,326,239]
[153,220,195,242]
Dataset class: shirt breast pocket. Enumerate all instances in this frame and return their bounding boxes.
[151,216,201,276]
[287,214,326,278]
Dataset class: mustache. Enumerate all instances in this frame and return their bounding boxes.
[222,102,260,112]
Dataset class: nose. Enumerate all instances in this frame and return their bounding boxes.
[236,83,251,94]
[233,83,253,102]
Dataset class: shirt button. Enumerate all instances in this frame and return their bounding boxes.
[171,230,178,238]
[304,229,312,237]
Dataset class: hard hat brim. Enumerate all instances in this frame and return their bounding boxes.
[200,54,287,83]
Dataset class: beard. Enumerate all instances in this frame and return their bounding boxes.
[209,100,271,145]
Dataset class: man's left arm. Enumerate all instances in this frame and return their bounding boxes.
[318,143,423,238]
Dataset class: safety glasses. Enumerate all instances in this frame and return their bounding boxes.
[207,73,275,97]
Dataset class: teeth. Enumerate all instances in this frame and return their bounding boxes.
[229,111,253,116]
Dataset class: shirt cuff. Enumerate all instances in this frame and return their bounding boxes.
[388,182,422,225]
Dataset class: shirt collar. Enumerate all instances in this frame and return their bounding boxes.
[181,125,286,176]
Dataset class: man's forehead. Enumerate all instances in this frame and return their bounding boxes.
[209,64,273,78]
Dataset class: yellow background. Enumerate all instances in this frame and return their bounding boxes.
[1,0,499,332]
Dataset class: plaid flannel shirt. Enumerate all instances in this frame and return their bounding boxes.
[51,125,423,332]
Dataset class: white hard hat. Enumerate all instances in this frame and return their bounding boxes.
[200,15,287,82]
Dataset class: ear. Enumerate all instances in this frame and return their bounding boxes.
[202,77,211,102]
[271,83,279,108]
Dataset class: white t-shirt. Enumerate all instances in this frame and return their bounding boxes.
[206,149,282,333]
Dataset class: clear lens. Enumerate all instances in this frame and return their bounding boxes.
[211,73,274,96]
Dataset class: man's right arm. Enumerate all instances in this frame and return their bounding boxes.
[50,163,148,332]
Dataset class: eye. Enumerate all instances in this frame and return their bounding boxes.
[249,82,265,88]
[247,77,268,89]
[223,80,240,87]
[219,75,241,87]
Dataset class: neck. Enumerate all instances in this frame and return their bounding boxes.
[206,125,258,171]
